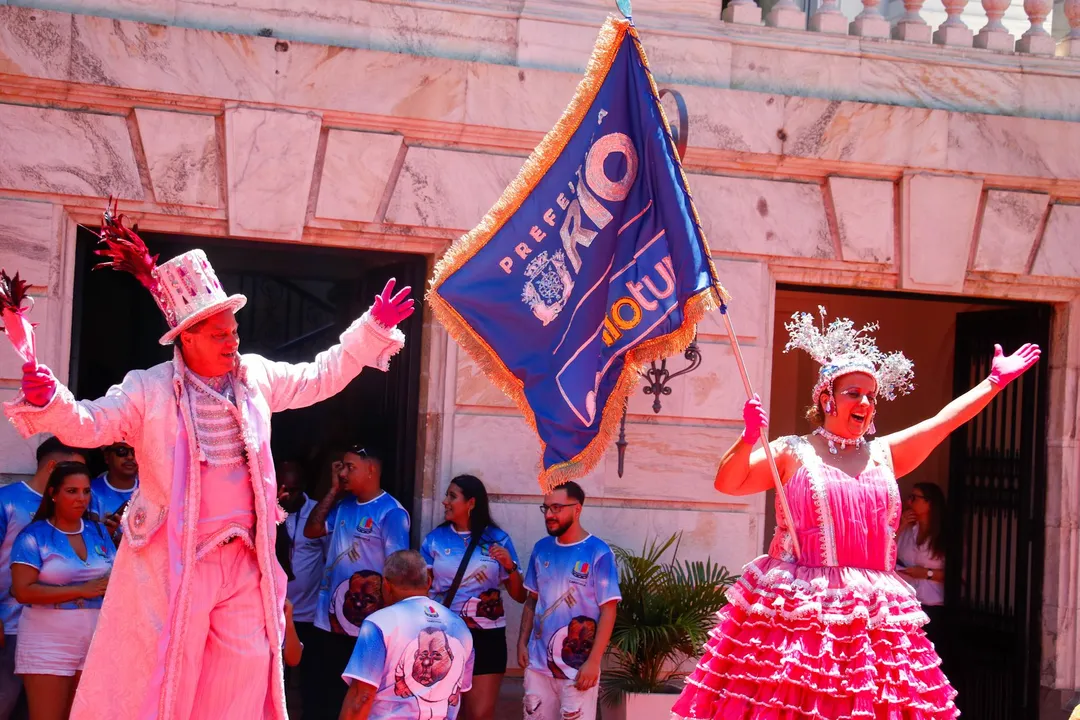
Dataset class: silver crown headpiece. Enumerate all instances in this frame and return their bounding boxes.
[784,306,915,404]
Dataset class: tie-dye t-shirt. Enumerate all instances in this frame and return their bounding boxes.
[90,473,138,519]
[523,534,621,679]
[0,482,44,633]
[316,492,410,636]
[10,520,116,610]
[343,596,474,720]
[421,525,520,630]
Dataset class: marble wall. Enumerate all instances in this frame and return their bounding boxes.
[1,3,1080,703]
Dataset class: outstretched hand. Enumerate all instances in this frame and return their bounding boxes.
[370,279,414,329]
[21,362,56,407]
[988,343,1040,388]
[740,394,769,446]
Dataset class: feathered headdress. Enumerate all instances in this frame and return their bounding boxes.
[784,306,914,403]
[92,199,246,345]
[0,269,37,365]
[94,199,175,326]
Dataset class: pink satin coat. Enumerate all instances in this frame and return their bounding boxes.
[4,312,404,720]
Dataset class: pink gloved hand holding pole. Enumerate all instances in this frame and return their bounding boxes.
[370,278,415,329]
[987,343,1041,388]
[740,393,769,446]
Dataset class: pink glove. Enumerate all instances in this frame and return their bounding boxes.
[370,278,415,329]
[21,362,56,407]
[741,394,768,446]
[988,343,1040,388]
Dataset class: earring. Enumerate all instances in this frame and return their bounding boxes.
[823,398,834,415]
[868,420,877,435]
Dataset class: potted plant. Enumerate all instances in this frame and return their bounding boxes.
[600,533,736,720]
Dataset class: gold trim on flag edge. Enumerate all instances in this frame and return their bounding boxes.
[426,16,728,492]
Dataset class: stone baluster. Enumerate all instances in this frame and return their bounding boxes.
[723,0,763,24]
[932,0,973,46]
[1061,0,1080,54]
[766,0,806,29]
[1016,0,1055,53]
[974,0,1015,49]
[893,0,933,41]
[811,0,848,33]
[850,0,890,37]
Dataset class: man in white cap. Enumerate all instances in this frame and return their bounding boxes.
[4,205,415,720]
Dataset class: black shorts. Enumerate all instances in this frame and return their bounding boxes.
[470,626,508,676]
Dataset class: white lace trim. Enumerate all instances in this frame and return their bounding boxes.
[790,436,838,566]
[194,523,255,561]
[872,440,902,569]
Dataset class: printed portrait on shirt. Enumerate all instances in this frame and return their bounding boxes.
[331,569,383,635]
[547,616,597,679]
[394,620,469,718]
[462,589,505,631]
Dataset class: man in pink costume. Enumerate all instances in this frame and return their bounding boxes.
[3,209,415,720]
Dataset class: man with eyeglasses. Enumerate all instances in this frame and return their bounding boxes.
[90,442,139,540]
[517,481,620,720]
[305,446,410,720]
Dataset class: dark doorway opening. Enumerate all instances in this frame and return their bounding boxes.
[70,227,427,513]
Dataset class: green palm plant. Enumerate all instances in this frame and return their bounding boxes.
[600,532,737,706]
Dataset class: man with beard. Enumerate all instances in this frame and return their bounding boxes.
[518,482,620,720]
[277,461,327,717]
[306,448,409,719]
[90,442,139,540]
[341,550,474,720]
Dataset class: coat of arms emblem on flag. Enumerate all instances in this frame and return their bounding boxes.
[428,16,727,490]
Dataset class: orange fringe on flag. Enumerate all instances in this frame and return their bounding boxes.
[427,16,728,492]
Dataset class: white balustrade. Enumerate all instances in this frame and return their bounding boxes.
[932,0,973,46]
[974,0,1015,49]
[810,0,848,33]
[894,0,932,41]
[765,0,806,29]
[850,0,891,37]
[723,0,764,25]
[1062,0,1080,55]
[1015,0,1054,53]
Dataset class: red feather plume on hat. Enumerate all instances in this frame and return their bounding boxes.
[0,268,38,365]
[94,198,162,296]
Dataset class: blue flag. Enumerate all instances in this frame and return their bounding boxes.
[428,17,726,490]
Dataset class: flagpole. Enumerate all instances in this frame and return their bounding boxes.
[719,305,802,560]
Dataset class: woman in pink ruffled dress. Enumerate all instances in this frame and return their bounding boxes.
[671,308,1041,720]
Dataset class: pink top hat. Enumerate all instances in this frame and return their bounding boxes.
[95,203,247,345]
[153,250,246,345]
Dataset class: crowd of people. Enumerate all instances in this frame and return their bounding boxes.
[0,437,623,720]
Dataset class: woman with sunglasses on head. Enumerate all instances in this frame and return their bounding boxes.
[420,474,526,720]
[897,483,948,655]
[671,309,1041,720]
[10,461,115,720]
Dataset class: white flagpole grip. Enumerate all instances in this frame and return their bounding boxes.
[720,308,802,560]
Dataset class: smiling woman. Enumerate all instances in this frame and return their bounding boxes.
[9,461,115,720]
[671,308,1041,720]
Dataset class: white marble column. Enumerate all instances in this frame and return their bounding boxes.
[1058,0,1080,54]
[1016,0,1056,52]
[1044,300,1080,699]
[933,0,974,45]
[850,0,892,36]
[766,0,807,29]
[810,0,848,32]
[723,0,764,25]
[894,0,933,40]
[974,0,1015,48]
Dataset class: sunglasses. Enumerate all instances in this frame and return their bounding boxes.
[346,446,369,458]
[108,446,134,458]
[908,493,927,501]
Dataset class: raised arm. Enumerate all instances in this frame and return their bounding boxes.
[4,363,144,448]
[884,343,1040,479]
[714,395,794,496]
[257,280,413,414]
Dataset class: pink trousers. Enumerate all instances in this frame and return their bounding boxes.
[173,540,272,719]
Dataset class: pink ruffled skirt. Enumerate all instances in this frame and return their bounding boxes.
[671,556,959,720]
